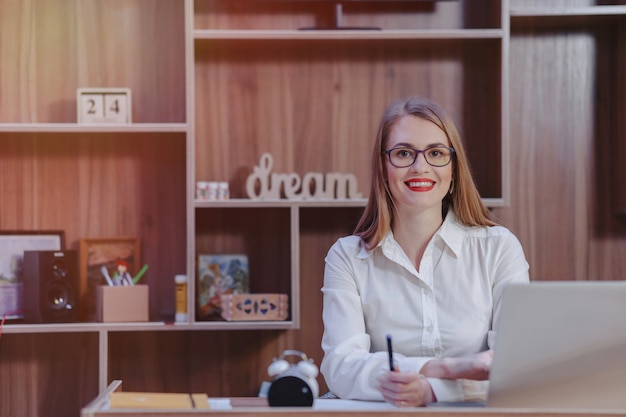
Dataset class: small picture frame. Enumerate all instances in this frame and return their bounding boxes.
[77,87,132,124]
[79,237,141,321]
[196,254,250,321]
[0,231,65,319]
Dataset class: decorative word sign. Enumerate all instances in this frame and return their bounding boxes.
[245,153,362,200]
[77,88,132,124]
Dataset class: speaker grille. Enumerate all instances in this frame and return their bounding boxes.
[23,250,79,323]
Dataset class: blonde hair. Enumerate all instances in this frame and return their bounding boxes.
[354,96,495,249]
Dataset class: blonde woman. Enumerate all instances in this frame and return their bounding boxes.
[321,96,529,407]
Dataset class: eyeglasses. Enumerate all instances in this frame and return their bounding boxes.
[383,146,455,168]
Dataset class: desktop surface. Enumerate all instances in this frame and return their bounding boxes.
[82,381,626,417]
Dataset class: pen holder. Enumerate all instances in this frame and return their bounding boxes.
[96,285,149,322]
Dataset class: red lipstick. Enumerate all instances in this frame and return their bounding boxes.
[406,178,435,192]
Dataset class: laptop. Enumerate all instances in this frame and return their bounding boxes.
[487,281,626,410]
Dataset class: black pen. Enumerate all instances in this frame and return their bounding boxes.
[386,334,394,371]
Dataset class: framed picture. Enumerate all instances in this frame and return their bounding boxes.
[79,237,141,321]
[0,231,65,319]
[197,254,250,321]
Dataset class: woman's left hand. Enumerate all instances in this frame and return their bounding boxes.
[378,370,435,407]
[420,350,493,381]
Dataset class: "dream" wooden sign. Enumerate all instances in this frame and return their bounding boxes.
[245,153,362,200]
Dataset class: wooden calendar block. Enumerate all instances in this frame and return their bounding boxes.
[77,88,132,123]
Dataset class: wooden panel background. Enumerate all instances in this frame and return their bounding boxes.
[494,15,626,282]
[610,21,626,214]
[194,38,501,199]
[0,0,185,123]
[0,333,99,417]
[193,0,501,31]
[1,1,625,417]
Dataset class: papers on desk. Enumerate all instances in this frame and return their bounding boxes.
[208,398,232,410]
[314,399,397,410]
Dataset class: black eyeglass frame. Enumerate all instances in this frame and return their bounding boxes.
[383,146,456,168]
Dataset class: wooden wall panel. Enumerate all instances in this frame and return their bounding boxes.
[591,20,626,279]
[0,333,98,417]
[109,330,286,397]
[495,27,595,280]
[296,207,364,394]
[494,21,626,282]
[610,23,626,215]
[0,0,185,123]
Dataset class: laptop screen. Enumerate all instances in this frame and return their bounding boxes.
[487,281,626,410]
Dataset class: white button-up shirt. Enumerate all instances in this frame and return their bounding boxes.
[321,210,530,402]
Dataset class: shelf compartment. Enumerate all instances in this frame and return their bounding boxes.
[107,329,287,396]
[0,0,186,124]
[510,5,626,28]
[194,37,504,202]
[194,207,293,324]
[0,332,99,415]
[0,131,187,323]
[194,0,503,31]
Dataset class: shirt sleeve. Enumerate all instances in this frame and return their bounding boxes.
[320,239,388,400]
[395,357,465,402]
[395,358,486,402]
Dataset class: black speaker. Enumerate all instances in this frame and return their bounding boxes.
[23,250,79,323]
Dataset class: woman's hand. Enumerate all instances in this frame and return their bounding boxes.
[378,370,435,407]
[421,350,493,380]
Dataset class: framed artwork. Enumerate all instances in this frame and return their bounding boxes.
[0,231,65,319]
[197,254,249,321]
[79,237,141,321]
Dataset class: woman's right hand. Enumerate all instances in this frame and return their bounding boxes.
[420,350,493,380]
[378,370,435,407]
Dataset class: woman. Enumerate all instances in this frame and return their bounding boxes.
[320,96,529,406]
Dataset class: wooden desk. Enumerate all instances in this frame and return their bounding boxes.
[81,381,626,417]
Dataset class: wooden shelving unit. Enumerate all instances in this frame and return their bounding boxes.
[2,1,624,416]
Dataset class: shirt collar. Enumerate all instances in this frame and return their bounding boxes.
[436,210,465,258]
[356,209,466,259]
